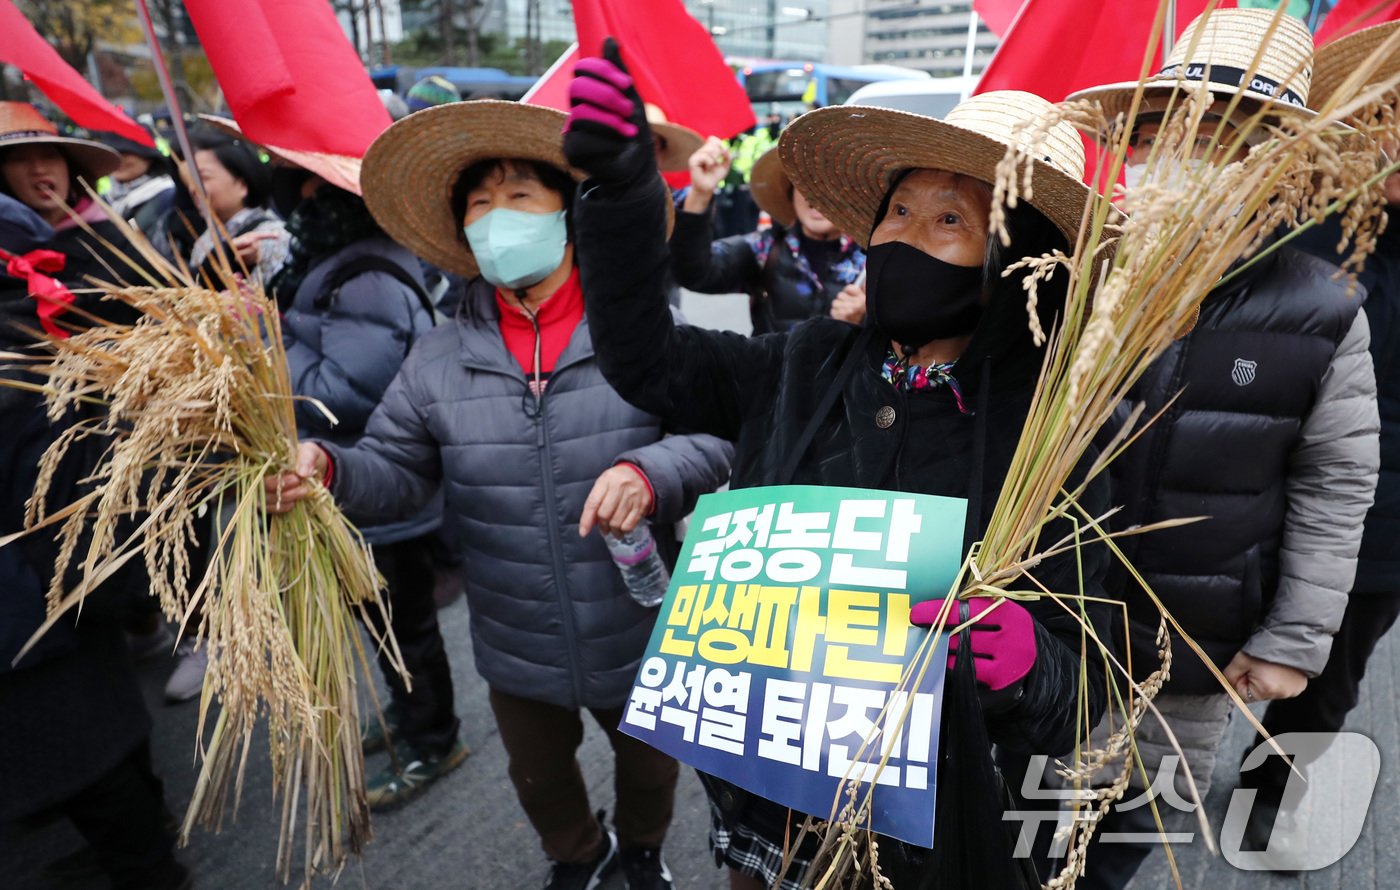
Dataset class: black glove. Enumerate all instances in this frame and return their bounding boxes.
[563,37,656,187]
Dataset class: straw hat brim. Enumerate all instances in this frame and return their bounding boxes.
[1068,78,1317,125]
[0,133,121,182]
[363,100,673,280]
[749,148,796,228]
[198,115,363,196]
[778,105,1094,249]
[651,121,703,173]
[1310,21,1400,112]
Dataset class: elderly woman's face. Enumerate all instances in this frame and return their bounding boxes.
[1,144,71,221]
[869,169,990,268]
[461,159,565,227]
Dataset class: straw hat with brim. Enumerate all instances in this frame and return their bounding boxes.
[645,105,703,172]
[750,147,796,228]
[0,101,121,181]
[1310,21,1400,113]
[1068,8,1317,123]
[198,115,363,196]
[362,100,673,279]
[779,91,1092,249]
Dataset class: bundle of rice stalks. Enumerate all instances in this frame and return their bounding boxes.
[799,4,1400,888]
[0,208,404,885]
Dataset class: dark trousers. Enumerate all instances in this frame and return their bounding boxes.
[365,535,460,756]
[488,686,679,863]
[55,741,186,890]
[1241,591,1400,803]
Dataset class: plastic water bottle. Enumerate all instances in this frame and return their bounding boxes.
[605,523,671,607]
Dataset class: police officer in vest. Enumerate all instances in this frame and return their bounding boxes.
[1013,11,1381,889]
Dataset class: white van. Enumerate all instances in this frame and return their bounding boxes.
[844,76,977,119]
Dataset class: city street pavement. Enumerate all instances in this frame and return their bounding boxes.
[5,292,1397,889]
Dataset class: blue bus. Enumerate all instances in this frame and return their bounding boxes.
[737,61,929,114]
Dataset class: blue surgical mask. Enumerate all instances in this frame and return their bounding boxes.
[464,208,568,290]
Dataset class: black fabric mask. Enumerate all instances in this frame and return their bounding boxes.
[865,240,984,350]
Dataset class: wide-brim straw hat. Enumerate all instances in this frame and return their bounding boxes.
[0,101,121,181]
[749,147,796,228]
[1069,9,1317,123]
[646,104,703,173]
[363,100,673,279]
[779,90,1093,248]
[1310,21,1400,113]
[198,115,363,196]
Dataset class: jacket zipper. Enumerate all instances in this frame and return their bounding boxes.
[534,374,589,708]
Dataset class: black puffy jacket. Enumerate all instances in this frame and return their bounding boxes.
[580,178,1111,759]
[1109,247,1378,693]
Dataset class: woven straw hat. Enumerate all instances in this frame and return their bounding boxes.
[363,100,675,279]
[0,102,121,181]
[1069,9,1316,122]
[1310,21,1400,112]
[749,147,797,228]
[199,115,364,196]
[645,105,703,172]
[779,90,1091,248]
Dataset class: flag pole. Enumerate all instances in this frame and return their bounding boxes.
[132,0,213,226]
[1163,0,1177,58]
[960,8,980,100]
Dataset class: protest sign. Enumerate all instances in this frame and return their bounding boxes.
[621,485,967,847]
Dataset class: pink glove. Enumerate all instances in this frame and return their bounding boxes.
[909,597,1037,692]
[562,38,654,185]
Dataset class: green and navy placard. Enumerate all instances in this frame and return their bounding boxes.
[620,485,966,848]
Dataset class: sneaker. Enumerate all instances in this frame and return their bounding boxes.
[360,702,401,756]
[126,622,175,662]
[163,639,209,703]
[619,846,673,890]
[365,738,470,812]
[543,828,618,890]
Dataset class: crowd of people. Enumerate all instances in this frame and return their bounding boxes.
[1,8,1398,890]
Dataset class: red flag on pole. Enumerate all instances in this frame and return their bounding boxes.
[1316,0,1400,43]
[976,0,1236,101]
[973,0,1026,37]
[523,43,580,112]
[0,0,153,146]
[181,0,389,158]
[570,0,755,138]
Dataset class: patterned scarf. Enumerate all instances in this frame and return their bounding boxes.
[745,227,865,294]
[881,347,972,415]
[268,187,382,306]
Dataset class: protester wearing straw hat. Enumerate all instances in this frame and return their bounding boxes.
[264,98,732,890]
[671,141,866,333]
[1234,19,1400,868]
[1014,10,1380,888]
[566,37,1111,890]
[0,105,191,890]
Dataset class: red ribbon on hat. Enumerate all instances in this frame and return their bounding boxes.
[0,246,75,339]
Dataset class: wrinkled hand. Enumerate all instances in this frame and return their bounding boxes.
[688,136,732,196]
[263,442,329,514]
[1224,651,1308,703]
[910,596,1037,692]
[579,463,654,537]
[230,230,280,267]
[829,283,866,325]
[563,37,655,186]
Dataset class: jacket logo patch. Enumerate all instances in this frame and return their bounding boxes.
[1231,358,1258,386]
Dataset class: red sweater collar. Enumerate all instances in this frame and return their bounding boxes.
[494,266,584,376]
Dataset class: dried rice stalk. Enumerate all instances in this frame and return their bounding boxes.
[1,204,404,886]
[797,4,1400,888]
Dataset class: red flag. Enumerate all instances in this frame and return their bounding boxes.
[523,43,580,112]
[974,0,1026,37]
[1316,0,1400,43]
[0,0,152,146]
[976,0,1235,101]
[182,0,389,158]
[571,0,755,139]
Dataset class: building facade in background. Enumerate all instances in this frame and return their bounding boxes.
[682,0,831,61]
[827,0,999,78]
